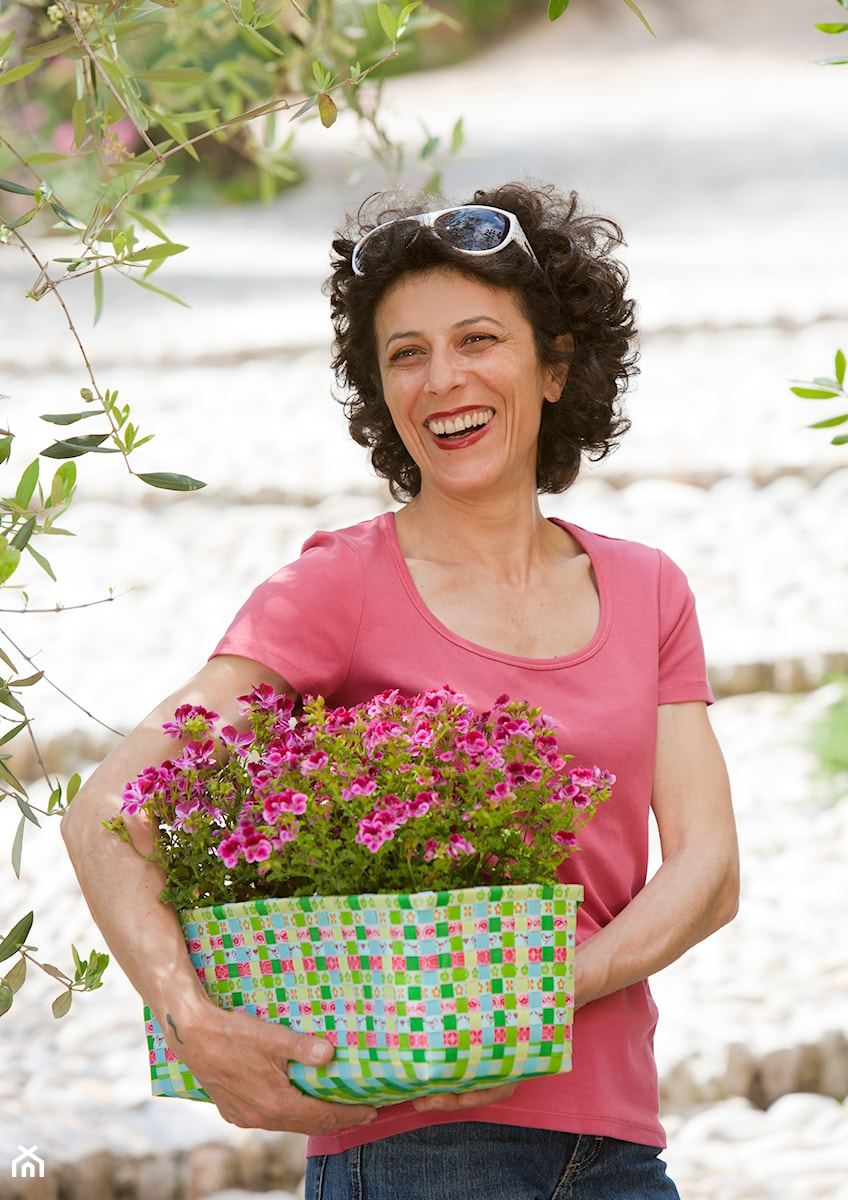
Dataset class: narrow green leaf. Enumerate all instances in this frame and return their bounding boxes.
[0,30,15,58]
[816,56,848,64]
[40,410,99,426]
[124,173,179,197]
[49,202,87,232]
[836,350,846,387]
[3,956,26,994]
[831,434,848,445]
[136,471,206,491]
[14,460,39,508]
[123,242,188,264]
[451,117,464,154]
[40,434,114,458]
[16,793,41,827]
[0,911,33,962]
[378,2,398,41]
[52,990,73,1019]
[622,0,655,35]
[131,278,190,307]
[0,60,41,86]
[809,413,848,429]
[0,721,29,748]
[10,516,36,552]
[815,22,848,32]
[0,982,11,1017]
[0,690,25,718]
[67,773,81,804]
[11,815,25,878]
[548,0,569,18]
[26,152,67,165]
[790,386,841,399]
[72,97,87,150]
[93,268,104,327]
[0,179,35,196]
[40,963,68,982]
[24,543,57,580]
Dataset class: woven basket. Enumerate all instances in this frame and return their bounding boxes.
[145,882,582,1105]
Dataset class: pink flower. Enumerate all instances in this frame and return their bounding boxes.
[217,835,243,868]
[162,704,219,738]
[447,833,475,860]
[220,725,254,756]
[341,776,377,800]
[263,790,308,821]
[300,750,329,773]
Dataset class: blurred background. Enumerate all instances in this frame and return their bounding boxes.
[1,0,847,1196]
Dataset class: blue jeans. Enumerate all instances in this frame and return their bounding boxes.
[305,1122,681,1199]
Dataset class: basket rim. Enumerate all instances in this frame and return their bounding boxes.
[179,882,584,922]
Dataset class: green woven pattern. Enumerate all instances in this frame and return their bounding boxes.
[145,883,582,1105]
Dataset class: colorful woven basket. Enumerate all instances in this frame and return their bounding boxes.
[145,883,582,1105]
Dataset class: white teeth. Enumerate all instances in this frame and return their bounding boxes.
[428,409,493,437]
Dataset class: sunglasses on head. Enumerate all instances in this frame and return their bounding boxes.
[350,204,541,276]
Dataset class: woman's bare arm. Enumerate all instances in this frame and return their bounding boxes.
[574,700,740,1008]
[61,653,377,1133]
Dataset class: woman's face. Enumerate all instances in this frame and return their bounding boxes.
[373,268,562,503]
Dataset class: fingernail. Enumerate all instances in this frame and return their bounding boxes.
[309,1040,332,1064]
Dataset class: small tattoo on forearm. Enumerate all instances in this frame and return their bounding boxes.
[166,1013,184,1045]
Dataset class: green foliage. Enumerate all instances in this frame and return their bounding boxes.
[811,676,848,803]
[816,0,848,63]
[791,349,848,446]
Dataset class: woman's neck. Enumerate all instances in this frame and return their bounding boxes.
[394,485,565,578]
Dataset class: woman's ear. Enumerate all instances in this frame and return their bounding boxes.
[544,333,574,403]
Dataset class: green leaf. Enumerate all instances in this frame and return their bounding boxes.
[49,201,87,232]
[124,173,179,197]
[136,471,206,491]
[0,179,35,196]
[831,434,848,445]
[52,990,73,1019]
[809,413,848,429]
[72,97,87,150]
[548,0,569,18]
[40,410,99,426]
[14,460,39,508]
[131,278,190,307]
[16,792,41,827]
[790,386,841,399]
[0,689,26,718]
[816,56,848,64]
[67,773,81,804]
[123,242,188,264]
[11,815,25,879]
[815,22,848,32]
[3,956,26,994]
[26,152,68,166]
[0,30,15,58]
[836,350,846,387]
[622,0,655,35]
[0,60,40,87]
[378,2,398,41]
[0,546,20,586]
[10,516,36,552]
[40,963,68,982]
[451,117,464,154]
[0,721,29,748]
[93,268,104,327]
[0,982,11,1017]
[24,543,56,580]
[0,911,33,962]
[40,434,114,458]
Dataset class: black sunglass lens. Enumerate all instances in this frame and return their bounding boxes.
[434,208,509,252]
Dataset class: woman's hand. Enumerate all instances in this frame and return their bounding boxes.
[410,1081,519,1114]
[168,1000,377,1134]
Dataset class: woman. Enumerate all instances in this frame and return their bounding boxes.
[62,182,739,1199]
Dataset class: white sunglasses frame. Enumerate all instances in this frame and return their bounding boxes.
[350,205,541,276]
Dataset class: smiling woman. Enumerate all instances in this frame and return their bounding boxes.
[61,181,739,1200]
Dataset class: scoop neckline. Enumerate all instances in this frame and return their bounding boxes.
[381,511,611,669]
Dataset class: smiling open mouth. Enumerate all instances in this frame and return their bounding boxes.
[427,408,494,439]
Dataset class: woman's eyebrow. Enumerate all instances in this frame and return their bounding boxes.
[384,315,507,350]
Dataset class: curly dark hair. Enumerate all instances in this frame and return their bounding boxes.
[324,181,638,502]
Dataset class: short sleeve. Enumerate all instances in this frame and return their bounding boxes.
[211,529,365,696]
[657,550,714,705]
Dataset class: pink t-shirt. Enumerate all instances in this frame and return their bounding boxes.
[212,512,713,1154]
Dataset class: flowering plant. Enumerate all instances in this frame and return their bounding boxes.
[107,684,613,910]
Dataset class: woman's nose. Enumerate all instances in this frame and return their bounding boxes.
[425,348,463,395]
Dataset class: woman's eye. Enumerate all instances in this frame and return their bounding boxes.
[388,346,420,363]
[463,332,495,347]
